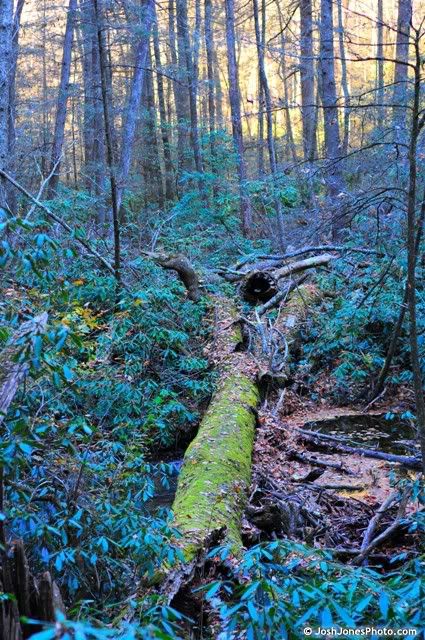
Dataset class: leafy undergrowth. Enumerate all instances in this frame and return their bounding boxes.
[1,215,217,608]
[29,541,424,639]
[296,244,425,403]
[2,210,425,638]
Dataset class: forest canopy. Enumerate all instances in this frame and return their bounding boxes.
[0,0,424,638]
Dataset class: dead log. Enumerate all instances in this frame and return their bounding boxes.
[233,245,382,272]
[141,251,201,301]
[241,254,333,303]
[298,431,422,469]
[353,488,412,565]
[1,540,65,640]
[170,297,260,560]
[169,287,324,568]
[290,451,356,475]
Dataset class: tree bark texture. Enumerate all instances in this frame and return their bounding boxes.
[115,0,155,214]
[225,0,253,235]
[319,0,345,218]
[392,0,412,136]
[299,0,316,162]
[46,0,78,198]
[0,0,13,210]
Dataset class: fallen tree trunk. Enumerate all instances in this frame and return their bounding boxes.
[242,254,332,302]
[169,286,322,569]
[0,313,48,425]
[171,297,259,559]
[141,251,201,301]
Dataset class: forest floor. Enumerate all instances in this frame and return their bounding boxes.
[246,385,422,564]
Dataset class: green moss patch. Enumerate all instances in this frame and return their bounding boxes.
[172,373,259,558]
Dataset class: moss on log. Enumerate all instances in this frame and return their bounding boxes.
[172,373,259,557]
[168,287,320,564]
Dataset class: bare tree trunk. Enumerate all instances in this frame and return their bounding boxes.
[93,0,121,286]
[392,0,412,137]
[406,33,425,474]
[46,0,78,198]
[176,0,203,181]
[41,0,49,179]
[253,0,285,248]
[6,0,25,213]
[0,0,13,211]
[376,0,384,129]
[80,0,106,219]
[299,0,316,162]
[168,0,191,178]
[115,0,155,214]
[224,0,252,235]
[213,48,224,127]
[337,0,350,155]
[204,0,216,152]
[319,0,345,237]
[141,46,165,208]
[256,0,265,176]
[279,28,298,165]
[153,6,175,201]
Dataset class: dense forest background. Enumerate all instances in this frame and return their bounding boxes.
[1,0,425,638]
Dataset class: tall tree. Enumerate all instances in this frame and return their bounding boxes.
[6,0,25,212]
[224,0,252,235]
[115,0,155,214]
[168,0,192,178]
[80,0,106,221]
[392,0,412,135]
[337,0,350,155]
[204,0,216,153]
[46,0,78,198]
[376,0,384,129]
[319,0,345,237]
[176,0,203,177]
[93,0,121,285]
[253,0,285,247]
[299,0,316,162]
[0,0,13,211]
[153,5,175,201]
[141,46,165,208]
[256,0,266,176]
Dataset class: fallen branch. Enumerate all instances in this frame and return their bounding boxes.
[0,313,48,427]
[141,251,201,302]
[353,488,411,565]
[234,245,383,271]
[358,491,399,558]
[298,431,422,470]
[305,482,365,491]
[256,274,308,315]
[291,451,356,476]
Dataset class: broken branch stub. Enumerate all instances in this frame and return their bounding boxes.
[142,251,201,301]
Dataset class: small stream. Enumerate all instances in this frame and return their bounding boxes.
[304,412,418,456]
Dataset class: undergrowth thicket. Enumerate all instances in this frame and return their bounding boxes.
[1,170,424,637]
